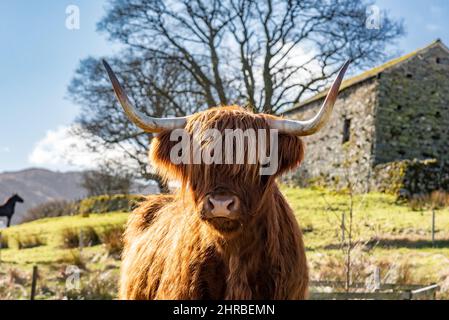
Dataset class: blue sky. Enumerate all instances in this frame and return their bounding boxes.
[1,0,449,173]
[0,0,119,172]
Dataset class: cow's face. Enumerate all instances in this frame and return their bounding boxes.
[150,106,304,237]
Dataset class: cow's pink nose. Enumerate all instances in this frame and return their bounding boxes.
[204,194,240,218]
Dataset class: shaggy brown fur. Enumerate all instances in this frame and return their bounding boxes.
[120,106,308,299]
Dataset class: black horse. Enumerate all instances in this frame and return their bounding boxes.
[0,194,24,227]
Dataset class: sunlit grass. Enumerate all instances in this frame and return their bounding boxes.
[1,212,128,264]
[282,186,449,250]
[1,188,449,298]
[281,186,449,295]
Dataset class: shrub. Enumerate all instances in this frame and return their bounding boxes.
[408,195,427,211]
[0,282,27,300]
[15,234,46,249]
[6,268,28,286]
[0,233,8,249]
[60,227,101,249]
[78,194,144,215]
[100,226,125,256]
[0,268,28,300]
[430,190,449,209]
[408,190,449,211]
[62,250,87,269]
[60,229,80,249]
[21,200,79,223]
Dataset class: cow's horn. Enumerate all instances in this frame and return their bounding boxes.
[268,60,350,136]
[102,60,188,133]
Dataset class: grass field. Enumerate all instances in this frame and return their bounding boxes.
[284,187,449,296]
[1,187,449,299]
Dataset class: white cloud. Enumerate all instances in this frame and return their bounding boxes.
[28,125,140,171]
[0,146,10,153]
[29,125,94,170]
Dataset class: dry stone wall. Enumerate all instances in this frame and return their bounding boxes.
[286,78,378,192]
[374,45,449,165]
[371,159,449,198]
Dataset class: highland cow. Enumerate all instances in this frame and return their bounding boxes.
[103,60,349,300]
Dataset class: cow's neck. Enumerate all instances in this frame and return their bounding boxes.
[218,186,281,260]
[216,186,287,299]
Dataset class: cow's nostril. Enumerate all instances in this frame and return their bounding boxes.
[207,197,214,209]
[230,196,240,211]
[226,199,235,211]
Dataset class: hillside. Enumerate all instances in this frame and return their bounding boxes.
[1,187,448,299]
[0,168,160,225]
[0,168,86,224]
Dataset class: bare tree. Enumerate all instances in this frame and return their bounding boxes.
[69,0,403,188]
[80,161,133,197]
[68,54,201,191]
[97,0,403,113]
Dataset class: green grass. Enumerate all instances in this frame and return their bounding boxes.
[0,212,127,300]
[0,212,128,264]
[283,187,449,296]
[284,187,449,248]
[1,187,449,299]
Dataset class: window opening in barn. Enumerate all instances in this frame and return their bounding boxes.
[436,57,441,64]
[342,118,351,144]
[406,73,413,79]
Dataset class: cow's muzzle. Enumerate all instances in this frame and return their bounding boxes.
[203,194,240,220]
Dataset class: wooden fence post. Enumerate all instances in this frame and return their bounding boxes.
[30,265,38,300]
[431,209,436,248]
[0,231,3,265]
[79,229,84,253]
[374,267,381,291]
[0,220,5,265]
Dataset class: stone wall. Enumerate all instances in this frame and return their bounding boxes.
[285,78,379,192]
[371,159,449,198]
[374,44,449,165]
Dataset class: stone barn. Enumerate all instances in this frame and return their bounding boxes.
[284,40,449,196]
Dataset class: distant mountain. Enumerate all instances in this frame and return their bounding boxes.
[0,167,162,225]
[0,168,86,225]
[0,168,161,225]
